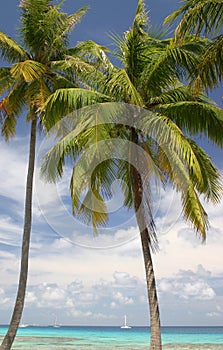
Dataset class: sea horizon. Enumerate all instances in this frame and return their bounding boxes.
[1,324,223,328]
[0,325,222,349]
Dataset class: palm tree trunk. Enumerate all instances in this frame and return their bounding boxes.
[140,227,162,350]
[132,175,162,349]
[0,117,37,350]
[130,128,162,350]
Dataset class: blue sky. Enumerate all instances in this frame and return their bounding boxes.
[0,0,223,327]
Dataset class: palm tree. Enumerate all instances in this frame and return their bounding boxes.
[40,1,223,349]
[164,0,223,91]
[0,1,109,349]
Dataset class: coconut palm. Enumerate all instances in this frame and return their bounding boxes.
[164,0,223,90]
[40,1,223,349]
[0,1,110,349]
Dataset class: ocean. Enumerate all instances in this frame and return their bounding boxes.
[0,326,222,349]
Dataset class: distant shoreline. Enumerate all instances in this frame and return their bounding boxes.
[1,324,223,328]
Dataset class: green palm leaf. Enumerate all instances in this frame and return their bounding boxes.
[42,88,112,130]
[158,101,223,146]
[0,67,14,94]
[165,0,223,37]
[171,147,209,239]
[66,6,89,33]
[0,31,29,63]
[10,60,46,82]
[104,68,143,105]
[196,34,223,88]
[25,78,51,113]
[164,0,223,90]
[187,139,222,203]
[71,40,112,71]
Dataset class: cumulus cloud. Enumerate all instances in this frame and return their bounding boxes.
[181,280,214,300]
[113,271,141,287]
[0,288,10,307]
[24,271,140,312]
[112,291,133,305]
[158,265,216,301]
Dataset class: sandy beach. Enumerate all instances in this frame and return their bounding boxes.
[163,345,223,350]
[4,337,222,350]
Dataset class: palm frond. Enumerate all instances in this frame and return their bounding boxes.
[20,0,69,60]
[25,78,51,113]
[91,159,119,200]
[48,69,77,90]
[103,68,143,105]
[73,40,112,69]
[118,160,134,208]
[71,180,108,234]
[140,109,222,208]
[133,0,149,34]
[148,85,194,106]
[66,6,89,33]
[160,144,209,240]
[42,88,112,130]
[0,110,16,140]
[0,67,14,94]
[195,34,223,89]
[10,60,46,82]
[158,101,223,147]
[40,103,125,183]
[0,31,29,63]
[0,82,27,139]
[142,44,200,96]
[139,112,205,184]
[187,139,222,203]
[52,56,104,88]
[164,0,223,38]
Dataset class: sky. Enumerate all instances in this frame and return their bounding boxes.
[0,0,223,327]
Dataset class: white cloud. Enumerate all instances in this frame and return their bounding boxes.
[206,312,221,318]
[110,301,116,309]
[0,139,28,205]
[182,281,215,300]
[69,309,93,318]
[0,288,10,307]
[42,286,66,302]
[112,291,133,305]
[113,271,140,287]
[26,291,37,304]
[158,265,216,301]
[0,215,22,247]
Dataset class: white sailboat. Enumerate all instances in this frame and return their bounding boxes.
[53,315,60,328]
[120,315,131,329]
[19,324,29,328]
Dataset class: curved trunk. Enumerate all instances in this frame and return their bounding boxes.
[131,170,162,349]
[130,128,162,350]
[0,118,37,350]
[140,227,162,350]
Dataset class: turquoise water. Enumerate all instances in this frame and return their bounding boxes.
[0,326,222,349]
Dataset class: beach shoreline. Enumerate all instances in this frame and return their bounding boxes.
[0,337,222,350]
[164,345,223,350]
